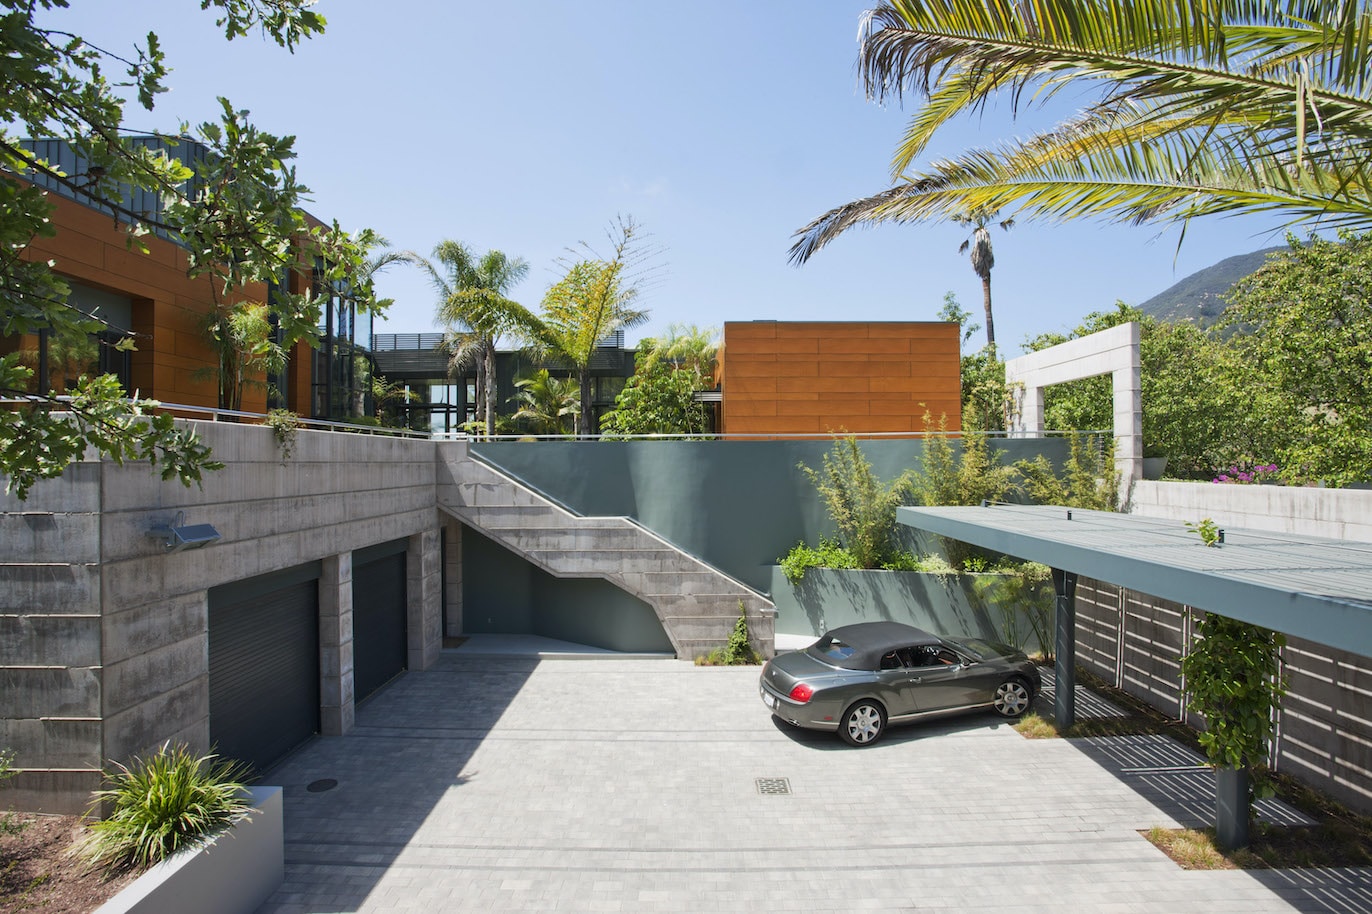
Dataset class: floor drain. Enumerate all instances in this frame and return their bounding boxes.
[755,777,791,795]
[306,778,338,793]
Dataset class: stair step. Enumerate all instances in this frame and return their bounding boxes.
[481,527,651,551]
[529,549,701,573]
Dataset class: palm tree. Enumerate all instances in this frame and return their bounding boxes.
[535,218,657,434]
[509,369,578,436]
[790,1,1372,265]
[354,231,425,313]
[954,210,1012,349]
[651,323,720,386]
[426,241,535,438]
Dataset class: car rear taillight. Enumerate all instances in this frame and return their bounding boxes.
[789,683,814,703]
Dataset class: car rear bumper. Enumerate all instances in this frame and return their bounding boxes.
[759,682,839,731]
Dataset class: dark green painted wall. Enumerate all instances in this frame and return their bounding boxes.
[768,566,1051,655]
[471,438,1069,593]
[462,525,672,652]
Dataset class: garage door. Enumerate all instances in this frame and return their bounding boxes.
[352,541,408,702]
[208,565,320,775]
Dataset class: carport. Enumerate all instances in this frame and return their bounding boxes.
[897,504,1372,729]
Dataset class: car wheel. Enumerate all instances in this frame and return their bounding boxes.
[993,678,1032,718]
[839,700,886,746]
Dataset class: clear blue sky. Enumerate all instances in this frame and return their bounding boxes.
[60,1,1298,355]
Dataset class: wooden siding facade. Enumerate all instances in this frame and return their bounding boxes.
[718,321,962,436]
[11,188,315,415]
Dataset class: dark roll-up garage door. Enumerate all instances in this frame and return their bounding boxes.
[209,566,320,775]
[352,541,408,702]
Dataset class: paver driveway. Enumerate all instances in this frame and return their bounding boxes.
[257,646,1372,913]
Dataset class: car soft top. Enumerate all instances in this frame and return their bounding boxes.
[807,621,942,670]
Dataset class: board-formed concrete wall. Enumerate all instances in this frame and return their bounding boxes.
[1130,479,1372,541]
[1,422,444,812]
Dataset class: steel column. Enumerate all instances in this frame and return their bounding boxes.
[1053,568,1079,729]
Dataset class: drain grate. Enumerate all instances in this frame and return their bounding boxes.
[755,777,791,796]
[306,778,338,793]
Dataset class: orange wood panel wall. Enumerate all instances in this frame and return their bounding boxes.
[21,190,274,412]
[718,321,962,436]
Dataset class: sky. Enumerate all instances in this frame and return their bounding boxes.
[53,0,1300,356]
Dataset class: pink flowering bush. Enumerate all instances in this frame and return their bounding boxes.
[1212,463,1279,484]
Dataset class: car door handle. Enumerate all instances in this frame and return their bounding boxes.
[907,677,922,683]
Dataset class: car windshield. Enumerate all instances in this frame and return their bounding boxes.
[952,638,998,661]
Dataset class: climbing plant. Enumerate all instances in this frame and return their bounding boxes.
[1181,613,1286,780]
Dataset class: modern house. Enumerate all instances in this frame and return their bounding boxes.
[371,320,965,438]
[371,331,636,435]
[1,138,373,421]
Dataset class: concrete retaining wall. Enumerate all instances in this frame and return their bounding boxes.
[1130,480,1372,541]
[1,422,444,813]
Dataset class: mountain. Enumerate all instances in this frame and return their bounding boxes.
[1136,247,1285,325]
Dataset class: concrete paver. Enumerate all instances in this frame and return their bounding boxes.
[257,644,1372,913]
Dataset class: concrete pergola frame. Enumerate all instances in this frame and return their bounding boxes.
[1005,322,1142,501]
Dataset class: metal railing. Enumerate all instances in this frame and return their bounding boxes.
[6,395,1108,445]
[2,395,432,439]
[434,429,1112,442]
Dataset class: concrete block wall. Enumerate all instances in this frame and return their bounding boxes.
[2,421,445,812]
[1130,480,1372,541]
[0,462,105,811]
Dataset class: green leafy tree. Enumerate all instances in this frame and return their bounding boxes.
[197,300,286,412]
[1220,231,1372,485]
[599,332,716,437]
[908,411,1018,510]
[371,374,417,427]
[534,217,657,434]
[509,369,578,436]
[1025,304,1245,479]
[427,241,536,439]
[789,1,1372,265]
[652,323,719,383]
[0,1,382,499]
[938,292,1007,432]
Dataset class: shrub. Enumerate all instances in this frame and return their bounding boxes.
[698,604,762,665]
[78,742,254,872]
[779,537,860,583]
[1,747,26,836]
[1017,432,1119,511]
[264,408,301,461]
[797,435,913,569]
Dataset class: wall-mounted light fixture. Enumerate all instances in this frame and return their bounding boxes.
[148,511,222,553]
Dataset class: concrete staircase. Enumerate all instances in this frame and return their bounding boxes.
[437,445,775,659]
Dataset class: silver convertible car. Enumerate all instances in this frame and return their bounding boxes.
[759,621,1042,746]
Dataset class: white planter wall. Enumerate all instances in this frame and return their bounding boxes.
[93,786,284,914]
[1131,480,1372,541]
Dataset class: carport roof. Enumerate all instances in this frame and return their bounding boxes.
[896,504,1372,660]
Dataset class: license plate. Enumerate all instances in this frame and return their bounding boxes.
[761,688,778,710]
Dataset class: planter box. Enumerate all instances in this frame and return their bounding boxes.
[93,786,284,914]
[769,566,1052,653]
